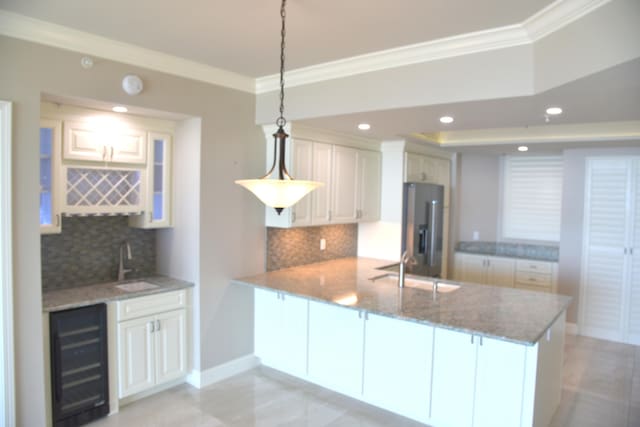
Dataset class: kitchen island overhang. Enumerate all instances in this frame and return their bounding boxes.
[233,257,571,427]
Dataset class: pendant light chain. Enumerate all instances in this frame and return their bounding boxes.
[276,0,287,128]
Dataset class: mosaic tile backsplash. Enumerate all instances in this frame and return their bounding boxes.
[267,224,358,271]
[41,216,156,291]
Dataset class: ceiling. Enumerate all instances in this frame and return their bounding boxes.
[1,0,553,77]
[2,0,639,148]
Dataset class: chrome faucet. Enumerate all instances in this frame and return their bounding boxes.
[118,241,133,281]
[398,250,416,288]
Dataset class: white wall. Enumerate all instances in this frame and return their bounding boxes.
[1,35,265,425]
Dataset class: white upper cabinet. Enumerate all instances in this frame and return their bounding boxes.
[63,120,147,165]
[356,150,381,222]
[331,145,359,223]
[311,142,333,225]
[40,119,62,234]
[129,132,173,228]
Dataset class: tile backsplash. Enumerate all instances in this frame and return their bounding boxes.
[266,224,357,271]
[41,216,156,291]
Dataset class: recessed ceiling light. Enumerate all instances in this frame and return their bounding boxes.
[357,123,371,131]
[518,146,529,152]
[439,116,454,124]
[112,106,128,113]
[545,107,562,115]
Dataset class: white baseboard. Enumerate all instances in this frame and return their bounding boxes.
[566,322,578,335]
[186,354,260,389]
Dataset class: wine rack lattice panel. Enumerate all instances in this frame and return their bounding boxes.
[66,168,142,212]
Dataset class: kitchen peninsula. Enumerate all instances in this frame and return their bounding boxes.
[233,257,571,427]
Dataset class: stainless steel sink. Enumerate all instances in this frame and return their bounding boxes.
[115,281,159,292]
[369,273,460,293]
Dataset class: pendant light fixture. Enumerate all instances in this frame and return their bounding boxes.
[236,0,323,215]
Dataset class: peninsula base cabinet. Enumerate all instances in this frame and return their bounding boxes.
[116,290,188,399]
[252,288,565,427]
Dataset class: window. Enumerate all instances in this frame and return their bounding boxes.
[501,155,563,242]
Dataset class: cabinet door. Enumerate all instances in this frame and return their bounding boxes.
[431,328,477,427]
[473,337,527,427]
[363,313,432,423]
[155,309,187,384]
[117,316,155,397]
[357,150,381,222]
[405,153,424,182]
[254,289,309,377]
[311,143,333,225]
[308,301,364,397]
[290,139,313,226]
[332,146,358,223]
[279,294,309,377]
[486,257,515,287]
[129,132,172,229]
[40,119,62,234]
[459,254,487,284]
[110,128,147,164]
[627,159,640,344]
[63,120,108,162]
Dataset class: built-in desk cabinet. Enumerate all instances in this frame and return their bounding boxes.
[454,253,558,293]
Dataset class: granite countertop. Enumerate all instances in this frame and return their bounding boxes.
[456,241,560,262]
[43,276,194,312]
[232,257,571,346]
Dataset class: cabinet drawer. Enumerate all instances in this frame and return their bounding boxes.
[515,271,552,287]
[515,283,552,293]
[117,290,187,321]
[516,259,552,274]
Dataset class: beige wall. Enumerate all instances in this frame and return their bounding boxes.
[457,154,501,242]
[1,35,265,425]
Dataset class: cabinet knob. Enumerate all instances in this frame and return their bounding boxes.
[292,211,296,223]
[150,321,155,333]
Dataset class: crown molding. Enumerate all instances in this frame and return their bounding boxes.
[256,0,612,93]
[255,24,530,94]
[419,121,640,146]
[0,10,255,94]
[0,0,612,95]
[523,0,613,41]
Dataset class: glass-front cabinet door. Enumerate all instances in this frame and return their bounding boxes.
[40,119,62,234]
[129,132,172,228]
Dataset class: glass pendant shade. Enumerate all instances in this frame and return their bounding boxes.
[236,126,323,214]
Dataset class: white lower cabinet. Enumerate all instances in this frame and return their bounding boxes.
[254,288,308,377]
[456,253,516,287]
[252,290,565,427]
[362,313,433,424]
[308,301,364,397]
[116,290,188,399]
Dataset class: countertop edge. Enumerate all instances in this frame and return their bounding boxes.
[43,277,195,312]
[455,249,559,263]
[232,278,571,347]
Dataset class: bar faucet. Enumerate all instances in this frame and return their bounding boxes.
[118,241,133,281]
[398,250,416,288]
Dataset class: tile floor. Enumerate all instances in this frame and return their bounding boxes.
[93,334,639,427]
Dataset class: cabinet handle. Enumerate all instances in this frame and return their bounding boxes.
[149,211,153,222]
[421,172,427,181]
[102,146,107,161]
[55,214,60,227]
[625,248,628,255]
[471,335,474,344]
[328,210,332,221]
[291,211,296,223]
[150,321,155,333]
[156,320,161,331]
[479,336,483,346]
[110,146,114,161]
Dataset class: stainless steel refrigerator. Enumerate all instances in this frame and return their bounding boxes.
[401,182,445,277]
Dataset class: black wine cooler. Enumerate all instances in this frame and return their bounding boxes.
[50,303,109,426]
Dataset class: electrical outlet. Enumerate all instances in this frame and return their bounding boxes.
[320,238,326,251]
[472,231,480,241]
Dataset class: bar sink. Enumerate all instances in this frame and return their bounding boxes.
[115,281,159,292]
[369,274,460,293]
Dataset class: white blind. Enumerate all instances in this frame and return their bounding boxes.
[502,155,563,241]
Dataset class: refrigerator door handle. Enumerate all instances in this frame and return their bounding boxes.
[429,200,439,267]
